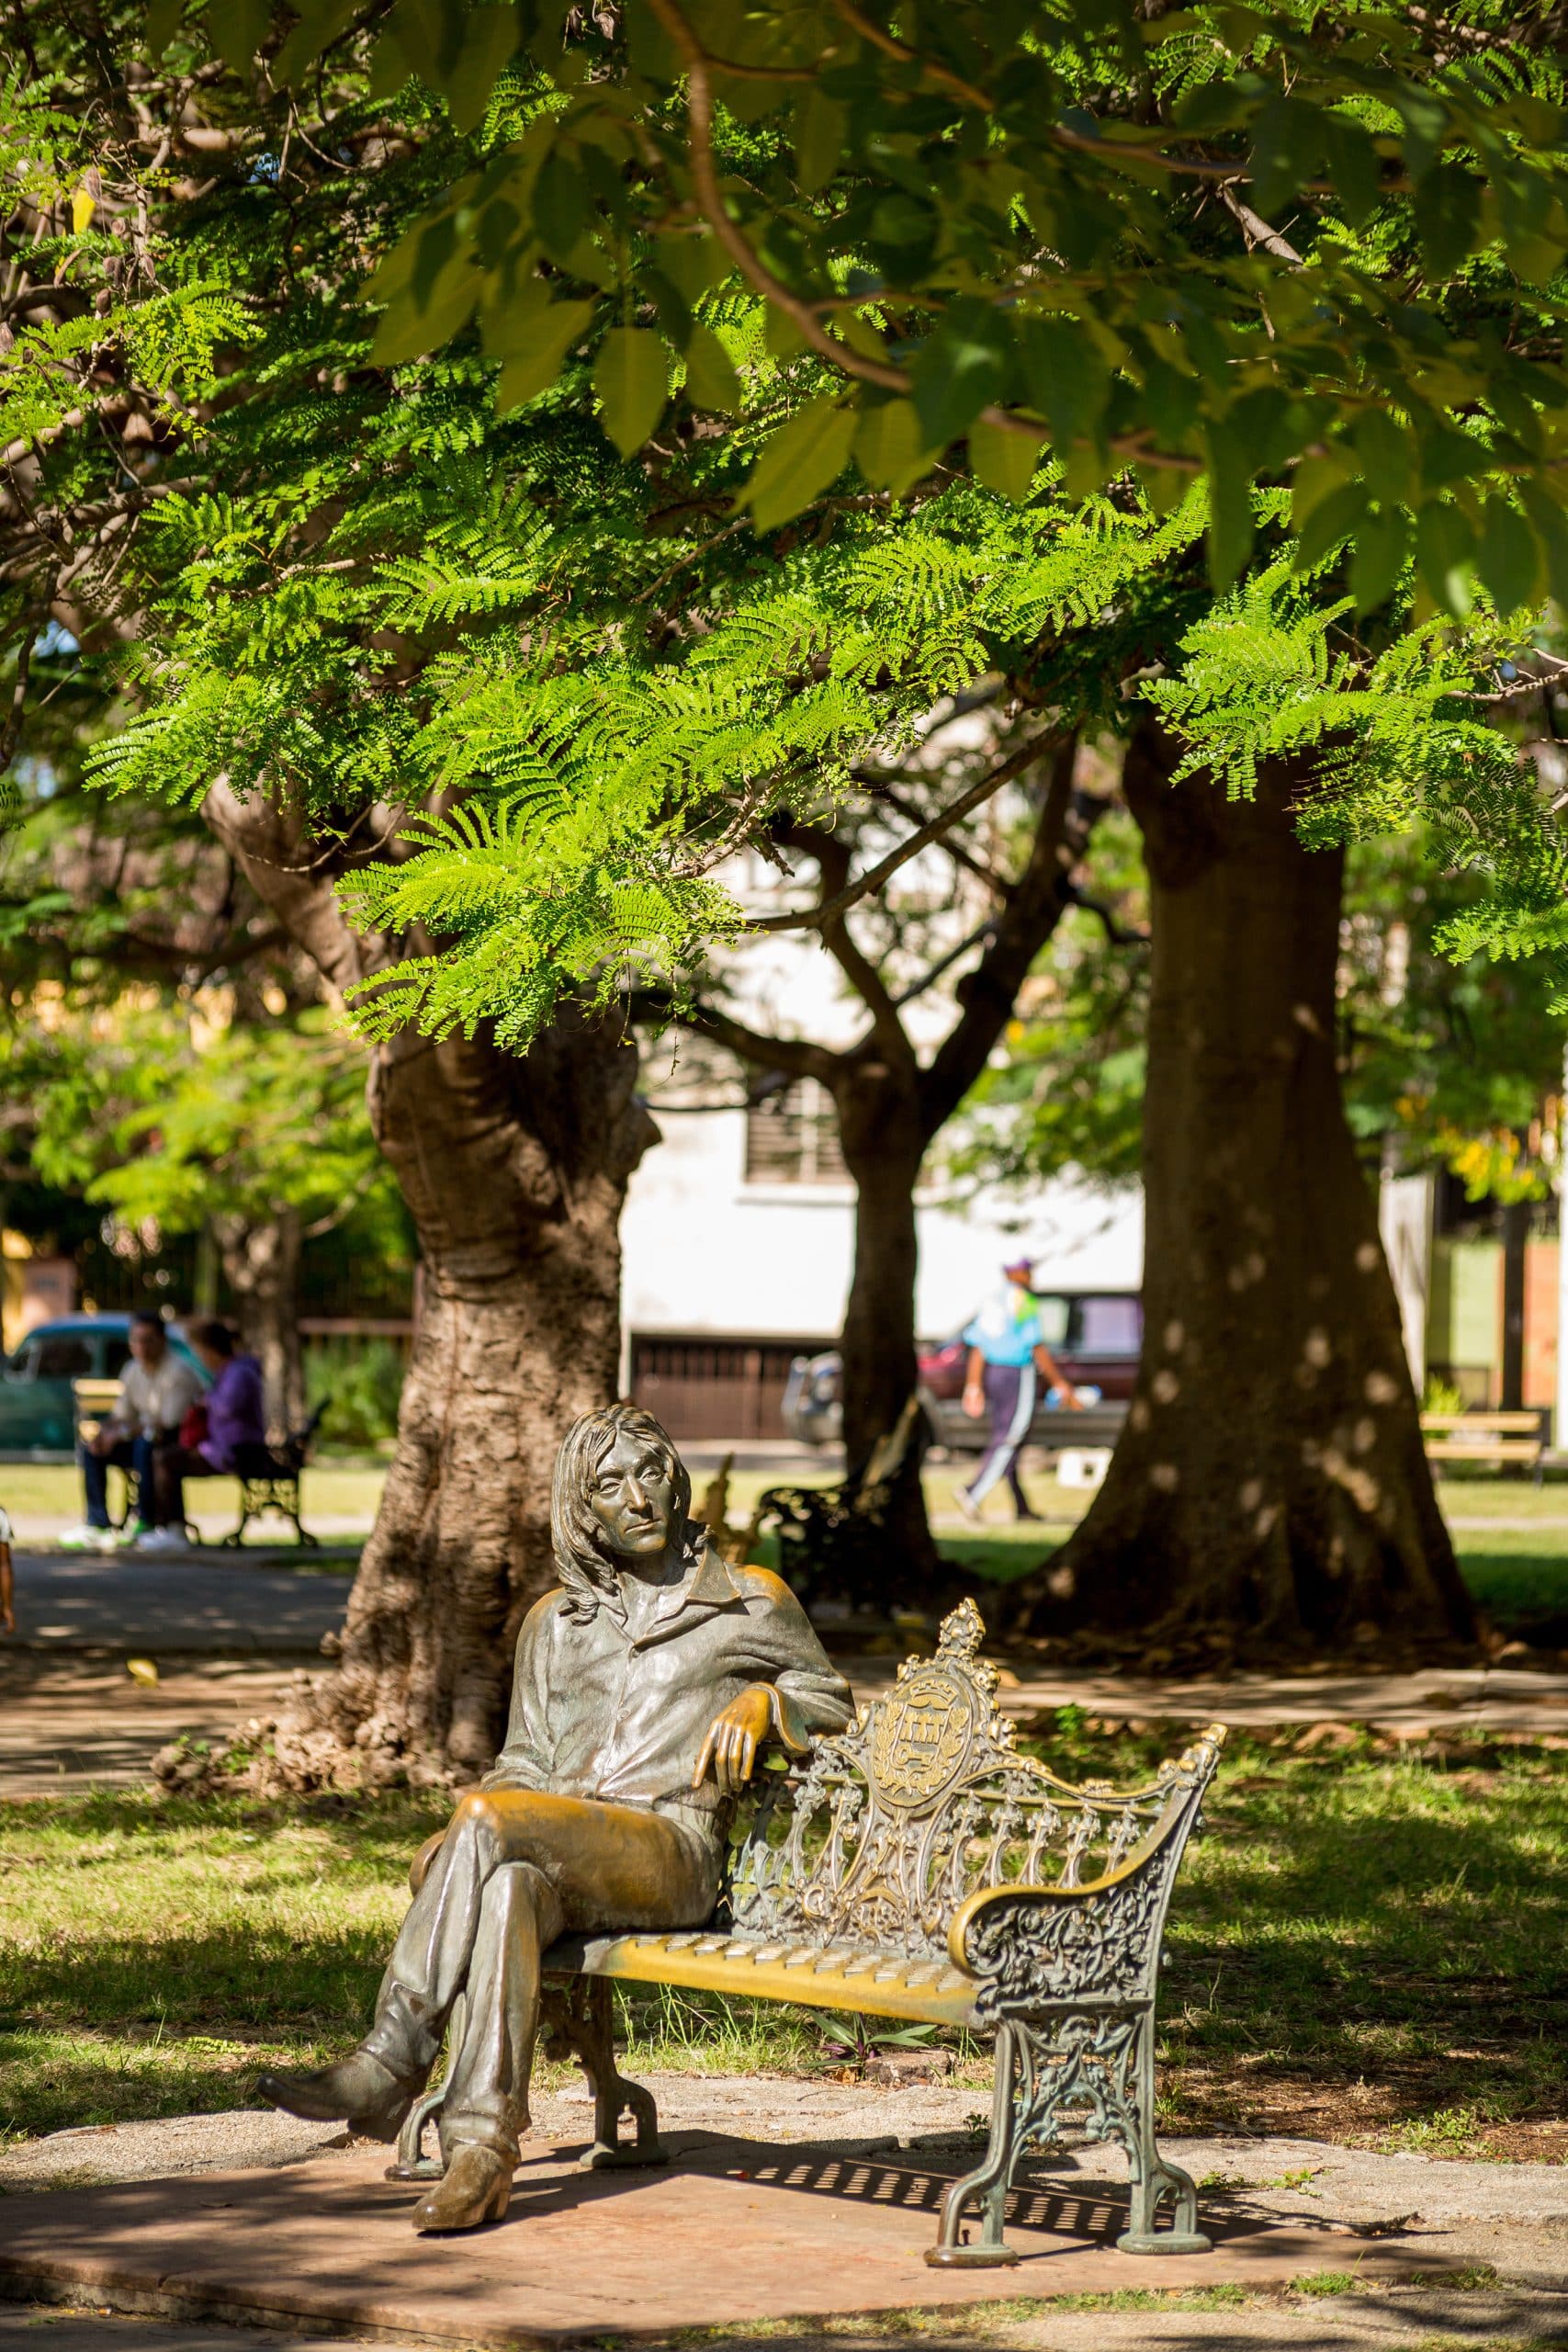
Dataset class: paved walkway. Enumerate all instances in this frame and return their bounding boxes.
[5,1550,353,1654]
[1,2087,1564,2348]
[4,1546,1568,1797]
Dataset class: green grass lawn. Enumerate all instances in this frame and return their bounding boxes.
[4,1731,1565,2158]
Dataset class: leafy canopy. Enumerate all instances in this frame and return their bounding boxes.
[167,0,1568,605]
[6,2,1568,1057]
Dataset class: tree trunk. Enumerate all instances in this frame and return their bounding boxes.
[213,1208,303,1433]
[313,1009,656,1780]
[832,1069,942,1584]
[1016,729,1473,1661]
[201,786,657,1783]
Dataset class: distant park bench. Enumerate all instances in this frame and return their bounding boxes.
[72,1378,326,1544]
[394,1599,1225,2267]
[1421,1409,1548,1481]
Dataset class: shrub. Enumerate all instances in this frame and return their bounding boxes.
[305,1339,405,1449]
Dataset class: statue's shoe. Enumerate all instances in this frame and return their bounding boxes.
[412,2143,513,2233]
[256,2051,415,2143]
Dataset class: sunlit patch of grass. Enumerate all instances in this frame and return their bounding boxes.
[4,1737,1567,2153]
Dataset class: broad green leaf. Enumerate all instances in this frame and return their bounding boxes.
[275,0,361,81]
[532,150,587,266]
[1518,478,1568,613]
[969,417,1043,503]
[852,399,931,496]
[655,234,730,307]
[370,247,483,366]
[683,324,742,413]
[1014,316,1106,451]
[1415,500,1476,614]
[1292,479,1365,572]
[206,0,269,75]
[1413,162,1482,281]
[593,327,669,457]
[495,299,595,411]
[747,398,857,531]
[1319,112,1380,228]
[481,270,576,360]
[431,6,522,134]
[764,306,807,359]
[1204,428,1253,588]
[912,300,1014,448]
[1351,411,1412,504]
[1475,495,1541,615]
[146,0,187,56]
[1348,504,1409,615]
[794,88,848,195]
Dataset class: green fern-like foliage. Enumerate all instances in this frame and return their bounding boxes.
[8,13,1563,1050]
[1148,565,1568,991]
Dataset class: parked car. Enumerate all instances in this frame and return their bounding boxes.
[0,1314,206,1457]
[780,1293,1144,1452]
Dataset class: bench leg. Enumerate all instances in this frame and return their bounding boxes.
[386,1995,468,2182]
[548,1976,667,2171]
[926,2021,1022,2267]
[1118,2015,1209,2256]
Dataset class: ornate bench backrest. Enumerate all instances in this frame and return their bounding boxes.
[728,1599,1221,1963]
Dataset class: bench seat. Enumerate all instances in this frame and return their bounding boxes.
[547,1929,981,2026]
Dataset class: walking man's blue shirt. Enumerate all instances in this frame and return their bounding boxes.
[963,1287,1045,1367]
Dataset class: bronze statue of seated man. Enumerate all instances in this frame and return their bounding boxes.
[262,1401,852,2233]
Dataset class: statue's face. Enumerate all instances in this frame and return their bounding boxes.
[586,1427,679,1559]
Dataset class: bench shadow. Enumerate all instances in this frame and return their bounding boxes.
[506,2128,1316,2256]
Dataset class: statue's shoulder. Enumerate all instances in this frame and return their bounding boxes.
[518,1588,572,1645]
[725,1558,805,1615]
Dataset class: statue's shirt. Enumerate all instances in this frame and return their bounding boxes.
[483,1542,852,1872]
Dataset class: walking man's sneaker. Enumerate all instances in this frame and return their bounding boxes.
[955,1487,981,1522]
[59,1522,118,1553]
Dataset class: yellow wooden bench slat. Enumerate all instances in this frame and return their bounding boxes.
[552,1930,980,2027]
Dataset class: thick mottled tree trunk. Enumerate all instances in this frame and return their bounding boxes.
[318,1011,655,1777]
[1016,729,1472,1660]
[832,1070,940,1582]
[213,1208,303,1433]
[203,786,657,1783]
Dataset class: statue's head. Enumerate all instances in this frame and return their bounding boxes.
[551,1401,695,1620]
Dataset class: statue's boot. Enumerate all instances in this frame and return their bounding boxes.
[257,2050,417,2143]
[412,2143,513,2233]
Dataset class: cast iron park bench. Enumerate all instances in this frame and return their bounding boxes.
[393,1598,1225,2267]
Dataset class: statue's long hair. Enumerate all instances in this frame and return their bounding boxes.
[551,1401,697,1622]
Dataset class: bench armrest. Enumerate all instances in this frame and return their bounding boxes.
[947,1728,1224,2018]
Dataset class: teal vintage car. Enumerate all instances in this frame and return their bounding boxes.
[0,1314,207,1457]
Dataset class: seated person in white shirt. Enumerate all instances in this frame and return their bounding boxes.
[61,1312,206,1554]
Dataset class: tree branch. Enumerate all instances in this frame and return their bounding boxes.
[746,726,1066,936]
[768,817,915,1065]
[629,984,842,1088]
[919,738,1107,1134]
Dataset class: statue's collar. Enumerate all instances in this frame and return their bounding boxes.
[654,1537,741,1623]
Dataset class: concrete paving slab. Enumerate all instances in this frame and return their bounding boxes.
[0,2132,1450,2347]
[4,1553,352,1657]
[0,1655,310,1798]
[848,1657,1568,1736]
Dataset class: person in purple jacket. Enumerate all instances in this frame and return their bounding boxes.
[144,1318,268,1549]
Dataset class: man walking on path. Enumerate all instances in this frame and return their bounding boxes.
[957,1258,1083,1521]
[61,1312,205,1553]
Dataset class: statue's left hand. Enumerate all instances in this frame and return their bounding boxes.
[694,1685,774,1795]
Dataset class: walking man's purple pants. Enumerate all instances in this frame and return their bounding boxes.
[964,1360,1037,1514]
